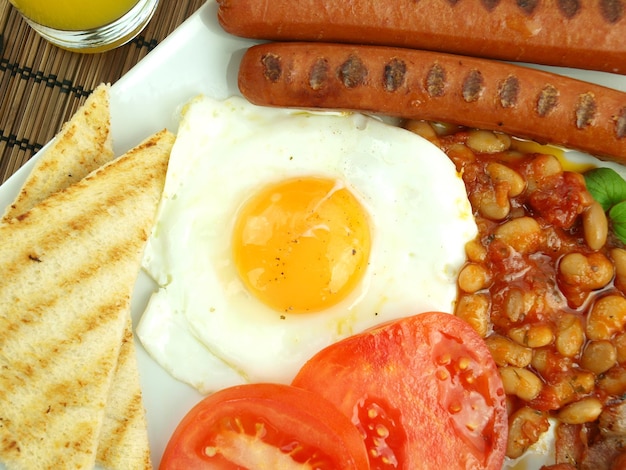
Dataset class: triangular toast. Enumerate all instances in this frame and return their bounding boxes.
[0,129,174,469]
[2,83,114,222]
[2,84,158,469]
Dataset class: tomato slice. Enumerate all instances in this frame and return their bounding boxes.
[292,312,508,470]
[159,383,370,469]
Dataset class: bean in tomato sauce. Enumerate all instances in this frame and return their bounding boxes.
[403,120,626,467]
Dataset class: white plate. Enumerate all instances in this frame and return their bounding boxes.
[1,2,626,467]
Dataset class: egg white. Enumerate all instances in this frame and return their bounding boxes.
[138,95,477,390]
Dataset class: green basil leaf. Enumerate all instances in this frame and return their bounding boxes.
[609,201,626,245]
[584,168,626,212]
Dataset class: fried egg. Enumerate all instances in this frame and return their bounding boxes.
[137,95,477,392]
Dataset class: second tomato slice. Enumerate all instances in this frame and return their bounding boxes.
[292,311,508,470]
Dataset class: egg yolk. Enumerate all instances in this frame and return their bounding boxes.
[510,138,595,173]
[232,177,371,313]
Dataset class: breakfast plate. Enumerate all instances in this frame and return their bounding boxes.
[1,1,626,468]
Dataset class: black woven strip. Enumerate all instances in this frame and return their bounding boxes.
[0,33,159,95]
[131,34,159,51]
[0,131,44,154]
[0,33,158,156]
[0,58,92,98]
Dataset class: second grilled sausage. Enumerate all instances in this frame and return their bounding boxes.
[219,0,626,74]
[238,42,626,162]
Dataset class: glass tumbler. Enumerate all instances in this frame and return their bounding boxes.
[8,0,160,53]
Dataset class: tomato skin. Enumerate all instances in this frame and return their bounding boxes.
[292,312,508,470]
[159,383,370,470]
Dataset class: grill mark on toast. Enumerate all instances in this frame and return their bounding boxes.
[0,295,128,404]
[97,389,147,465]
[0,223,144,322]
[0,198,152,299]
[96,323,152,469]
[0,232,143,374]
[1,188,150,274]
[0,298,127,469]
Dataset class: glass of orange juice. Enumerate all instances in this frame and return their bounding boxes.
[8,0,160,53]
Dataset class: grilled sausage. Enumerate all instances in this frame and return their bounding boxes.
[218,0,626,74]
[238,42,626,161]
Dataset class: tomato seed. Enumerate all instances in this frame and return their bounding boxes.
[449,401,463,414]
[437,353,452,365]
[466,422,479,432]
[458,357,471,370]
[375,423,390,438]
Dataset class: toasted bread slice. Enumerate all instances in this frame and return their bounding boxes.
[2,83,114,222]
[95,316,153,470]
[2,83,155,470]
[0,129,174,470]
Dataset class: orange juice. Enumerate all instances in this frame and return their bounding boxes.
[9,0,140,30]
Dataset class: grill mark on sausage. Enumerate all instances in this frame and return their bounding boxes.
[426,63,446,97]
[482,0,501,10]
[261,53,282,82]
[338,55,368,88]
[462,69,484,102]
[600,0,624,23]
[446,0,460,5]
[615,108,626,138]
[575,93,598,129]
[558,0,581,18]
[536,84,560,117]
[517,0,539,14]
[498,75,520,108]
[383,58,407,92]
[309,58,329,90]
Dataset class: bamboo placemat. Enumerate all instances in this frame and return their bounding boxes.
[0,0,206,185]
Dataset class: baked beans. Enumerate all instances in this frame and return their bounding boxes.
[506,406,550,459]
[583,201,609,250]
[404,120,626,462]
[500,366,543,401]
[454,293,490,337]
[558,397,603,424]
